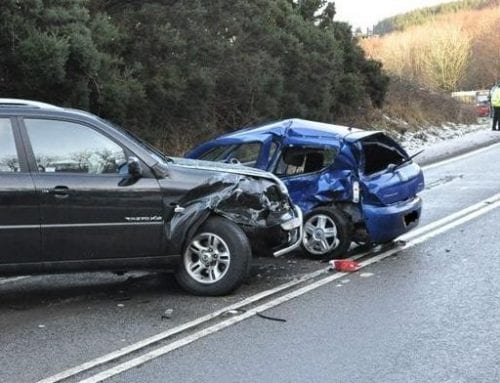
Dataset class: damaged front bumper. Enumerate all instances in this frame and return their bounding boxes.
[273,205,303,257]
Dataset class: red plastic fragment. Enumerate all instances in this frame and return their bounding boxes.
[329,259,361,272]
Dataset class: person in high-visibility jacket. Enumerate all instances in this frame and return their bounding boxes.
[492,84,500,131]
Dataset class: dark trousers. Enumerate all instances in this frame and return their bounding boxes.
[493,107,500,130]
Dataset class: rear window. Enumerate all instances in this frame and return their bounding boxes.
[360,135,407,175]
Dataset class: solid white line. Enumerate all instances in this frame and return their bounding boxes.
[76,195,500,383]
[36,250,375,383]
[422,141,500,171]
[0,276,29,286]
[399,191,500,242]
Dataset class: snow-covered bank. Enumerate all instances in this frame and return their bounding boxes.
[389,119,500,166]
[396,122,489,153]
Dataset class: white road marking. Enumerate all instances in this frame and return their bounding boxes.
[37,193,500,383]
[0,276,29,286]
[400,192,500,242]
[36,250,374,383]
[422,141,500,171]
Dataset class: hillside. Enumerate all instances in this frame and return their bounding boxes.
[362,2,500,92]
[337,77,476,135]
[373,0,497,35]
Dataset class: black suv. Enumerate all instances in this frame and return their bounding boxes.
[0,99,302,296]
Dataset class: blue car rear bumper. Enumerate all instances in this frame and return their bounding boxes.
[363,196,422,243]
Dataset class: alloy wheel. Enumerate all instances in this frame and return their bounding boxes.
[302,214,340,255]
[184,233,231,284]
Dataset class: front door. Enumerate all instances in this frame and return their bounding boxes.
[22,118,163,262]
[0,117,40,264]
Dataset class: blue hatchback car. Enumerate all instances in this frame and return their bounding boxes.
[187,119,425,258]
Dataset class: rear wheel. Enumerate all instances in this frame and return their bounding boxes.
[301,207,352,259]
[175,216,251,296]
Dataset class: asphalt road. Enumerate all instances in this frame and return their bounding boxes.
[111,209,500,383]
[1,131,500,383]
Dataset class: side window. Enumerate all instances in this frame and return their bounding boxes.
[199,145,237,161]
[198,143,262,167]
[25,119,127,175]
[0,119,20,173]
[275,146,337,177]
[228,143,261,166]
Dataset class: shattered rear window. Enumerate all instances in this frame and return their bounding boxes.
[361,134,407,175]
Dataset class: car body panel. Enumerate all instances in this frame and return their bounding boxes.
[31,172,164,261]
[362,197,422,243]
[0,173,41,264]
[359,162,425,205]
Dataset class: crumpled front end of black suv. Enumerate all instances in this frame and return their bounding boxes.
[161,160,303,257]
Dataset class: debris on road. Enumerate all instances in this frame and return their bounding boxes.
[161,308,174,320]
[221,308,246,318]
[329,259,361,272]
[359,272,374,278]
[256,312,287,323]
[115,296,131,302]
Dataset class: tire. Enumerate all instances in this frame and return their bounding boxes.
[301,206,353,259]
[175,216,252,296]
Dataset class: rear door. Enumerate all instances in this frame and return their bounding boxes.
[0,117,40,264]
[21,118,163,262]
[273,137,340,212]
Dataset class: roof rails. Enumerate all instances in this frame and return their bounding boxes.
[0,98,61,110]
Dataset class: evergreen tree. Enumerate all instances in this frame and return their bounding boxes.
[0,0,389,153]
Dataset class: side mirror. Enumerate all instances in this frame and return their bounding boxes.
[128,156,143,178]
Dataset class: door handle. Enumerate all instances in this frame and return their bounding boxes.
[51,186,70,199]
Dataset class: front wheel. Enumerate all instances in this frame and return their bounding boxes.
[175,216,252,296]
[301,207,353,259]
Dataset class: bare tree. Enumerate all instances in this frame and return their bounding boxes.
[423,24,472,92]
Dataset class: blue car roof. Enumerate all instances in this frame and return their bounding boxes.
[213,119,378,144]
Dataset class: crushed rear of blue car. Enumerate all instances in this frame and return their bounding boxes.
[186,119,425,258]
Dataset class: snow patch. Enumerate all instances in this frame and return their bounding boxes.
[386,122,489,153]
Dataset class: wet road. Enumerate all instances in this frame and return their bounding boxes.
[1,138,500,383]
[111,209,500,383]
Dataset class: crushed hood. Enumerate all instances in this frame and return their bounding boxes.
[171,157,283,184]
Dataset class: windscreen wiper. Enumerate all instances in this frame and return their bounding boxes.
[390,149,424,172]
